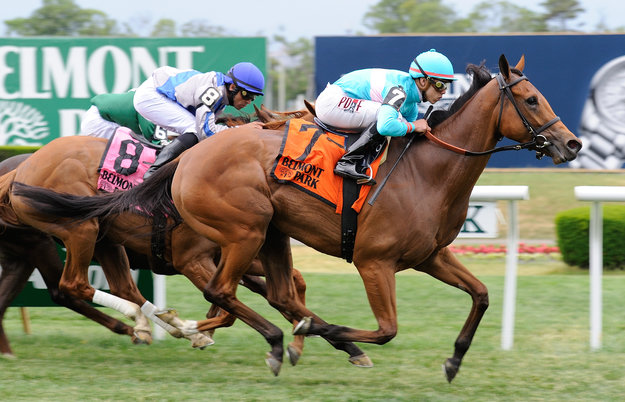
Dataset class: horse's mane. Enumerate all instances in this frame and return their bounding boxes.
[216,113,252,127]
[216,107,313,130]
[262,109,313,130]
[428,63,493,128]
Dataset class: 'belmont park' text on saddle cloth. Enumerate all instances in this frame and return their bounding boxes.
[271,118,387,214]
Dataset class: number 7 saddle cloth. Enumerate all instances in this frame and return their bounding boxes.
[271,118,387,214]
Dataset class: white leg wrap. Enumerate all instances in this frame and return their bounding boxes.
[141,301,180,335]
[93,290,140,318]
[179,320,199,336]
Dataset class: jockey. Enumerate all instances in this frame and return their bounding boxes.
[134,62,265,179]
[80,91,166,144]
[315,49,456,185]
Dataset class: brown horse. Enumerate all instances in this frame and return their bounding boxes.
[9,55,582,380]
[0,152,294,354]
[0,154,140,358]
[0,110,366,364]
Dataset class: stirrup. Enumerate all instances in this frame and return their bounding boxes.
[356,166,376,186]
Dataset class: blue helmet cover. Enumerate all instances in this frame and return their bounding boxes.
[226,62,265,95]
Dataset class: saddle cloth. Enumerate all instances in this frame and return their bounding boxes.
[271,118,386,214]
[97,127,159,193]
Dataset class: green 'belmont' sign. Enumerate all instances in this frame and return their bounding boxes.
[0,37,266,145]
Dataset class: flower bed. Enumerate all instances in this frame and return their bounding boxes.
[450,243,561,260]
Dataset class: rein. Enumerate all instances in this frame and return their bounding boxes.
[368,72,560,206]
[424,73,560,159]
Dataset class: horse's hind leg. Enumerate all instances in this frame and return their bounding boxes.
[416,247,489,383]
[0,257,34,358]
[234,261,308,366]
[258,226,370,367]
[32,240,136,342]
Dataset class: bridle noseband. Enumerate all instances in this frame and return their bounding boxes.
[423,72,561,159]
[495,73,560,159]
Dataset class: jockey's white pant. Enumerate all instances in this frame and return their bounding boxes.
[80,105,119,139]
[133,77,197,136]
[315,84,382,130]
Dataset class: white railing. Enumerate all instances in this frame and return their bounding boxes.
[574,186,625,349]
[470,185,529,350]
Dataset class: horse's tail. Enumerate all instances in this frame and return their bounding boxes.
[11,161,181,224]
[0,169,22,226]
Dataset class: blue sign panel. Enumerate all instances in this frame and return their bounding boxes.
[315,34,625,168]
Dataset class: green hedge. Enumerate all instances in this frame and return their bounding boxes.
[0,146,41,161]
[555,205,625,270]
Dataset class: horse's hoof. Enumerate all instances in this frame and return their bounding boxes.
[133,330,153,345]
[188,332,215,349]
[293,317,312,335]
[1,352,16,360]
[265,352,282,376]
[349,353,373,368]
[443,359,459,383]
[286,344,301,366]
[131,333,152,345]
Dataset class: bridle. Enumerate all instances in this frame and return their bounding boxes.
[424,72,560,159]
[369,71,561,206]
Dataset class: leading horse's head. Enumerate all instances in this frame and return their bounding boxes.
[495,54,582,164]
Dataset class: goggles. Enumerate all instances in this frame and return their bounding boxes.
[239,88,256,101]
[413,57,450,92]
[427,77,448,92]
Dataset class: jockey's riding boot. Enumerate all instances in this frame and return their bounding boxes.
[143,132,198,180]
[334,123,385,185]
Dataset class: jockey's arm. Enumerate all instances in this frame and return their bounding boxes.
[377,86,423,137]
[195,104,230,139]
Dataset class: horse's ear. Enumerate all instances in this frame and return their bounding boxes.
[304,99,317,117]
[498,54,510,80]
[514,55,525,72]
[254,104,273,123]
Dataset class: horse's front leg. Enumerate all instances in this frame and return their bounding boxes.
[294,259,399,367]
[416,247,489,383]
[96,242,216,349]
[93,242,153,344]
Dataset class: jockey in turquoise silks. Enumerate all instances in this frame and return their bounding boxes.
[315,49,456,185]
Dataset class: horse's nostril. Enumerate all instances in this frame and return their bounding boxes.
[567,139,582,152]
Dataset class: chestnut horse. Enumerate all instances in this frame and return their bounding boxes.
[0,154,138,357]
[0,152,304,356]
[8,55,582,380]
[0,109,366,365]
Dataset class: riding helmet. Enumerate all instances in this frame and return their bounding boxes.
[409,49,457,81]
[225,62,265,95]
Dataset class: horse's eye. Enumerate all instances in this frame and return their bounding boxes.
[527,96,538,106]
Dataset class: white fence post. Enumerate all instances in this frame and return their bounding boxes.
[469,185,529,350]
[152,274,167,341]
[574,186,625,350]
